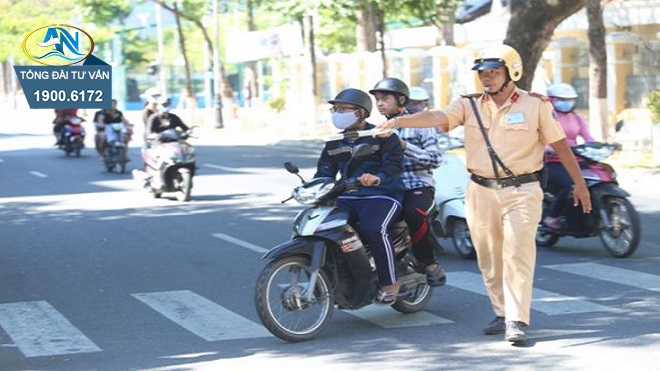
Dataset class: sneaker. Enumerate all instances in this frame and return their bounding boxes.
[505,321,527,342]
[543,217,561,231]
[483,316,505,335]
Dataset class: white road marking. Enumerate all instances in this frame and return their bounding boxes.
[544,262,660,292]
[346,306,453,328]
[29,171,47,178]
[0,301,101,357]
[203,163,249,173]
[212,233,268,254]
[448,271,611,315]
[132,290,270,341]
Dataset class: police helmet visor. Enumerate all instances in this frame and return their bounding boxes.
[472,58,506,71]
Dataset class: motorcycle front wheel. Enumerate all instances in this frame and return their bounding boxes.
[176,169,192,202]
[599,197,641,258]
[254,255,334,342]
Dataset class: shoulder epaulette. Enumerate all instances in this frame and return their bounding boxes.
[529,92,549,102]
[461,93,482,99]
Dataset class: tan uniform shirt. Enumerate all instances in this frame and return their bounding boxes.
[443,88,566,178]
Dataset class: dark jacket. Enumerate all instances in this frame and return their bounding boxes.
[148,112,189,134]
[314,123,405,200]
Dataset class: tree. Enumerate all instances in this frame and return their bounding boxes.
[587,0,609,140]
[504,0,587,90]
[399,0,460,45]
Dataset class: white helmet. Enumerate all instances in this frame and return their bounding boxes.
[547,83,578,99]
[144,87,162,103]
[408,86,430,101]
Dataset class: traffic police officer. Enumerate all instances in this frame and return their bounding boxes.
[376,43,592,342]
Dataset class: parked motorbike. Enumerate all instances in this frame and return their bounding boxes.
[536,142,641,258]
[60,116,86,157]
[104,122,132,174]
[254,136,434,342]
[132,128,196,202]
[430,132,475,259]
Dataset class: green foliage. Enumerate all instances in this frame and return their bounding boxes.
[646,89,660,124]
[78,0,132,25]
[267,95,286,112]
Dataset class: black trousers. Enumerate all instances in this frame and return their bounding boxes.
[546,162,573,218]
[403,187,441,267]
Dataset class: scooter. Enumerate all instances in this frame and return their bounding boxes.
[254,132,434,342]
[536,142,641,258]
[430,132,475,259]
[132,128,196,202]
[60,116,86,157]
[103,122,132,174]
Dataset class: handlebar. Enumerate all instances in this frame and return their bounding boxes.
[325,129,379,142]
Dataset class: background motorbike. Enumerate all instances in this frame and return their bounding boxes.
[254,135,434,342]
[104,122,132,174]
[536,142,641,258]
[132,128,196,202]
[430,132,475,259]
[61,117,85,157]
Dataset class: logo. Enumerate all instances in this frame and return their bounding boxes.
[22,24,94,66]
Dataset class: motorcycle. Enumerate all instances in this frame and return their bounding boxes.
[254,134,435,343]
[536,142,641,258]
[60,116,86,157]
[430,132,475,259]
[132,128,196,202]
[104,122,132,174]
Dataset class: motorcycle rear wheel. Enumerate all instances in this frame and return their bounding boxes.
[599,197,640,258]
[535,228,560,248]
[392,283,433,314]
[451,219,476,260]
[254,255,334,342]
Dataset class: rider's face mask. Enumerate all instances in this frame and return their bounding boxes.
[331,109,359,130]
[552,99,576,113]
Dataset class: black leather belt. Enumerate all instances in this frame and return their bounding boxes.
[470,171,541,189]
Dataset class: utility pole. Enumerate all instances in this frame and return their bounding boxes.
[212,0,224,128]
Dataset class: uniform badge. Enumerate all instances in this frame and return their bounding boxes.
[504,112,525,125]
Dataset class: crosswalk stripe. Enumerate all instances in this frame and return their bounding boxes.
[543,263,660,292]
[212,233,268,254]
[345,306,453,328]
[0,301,101,357]
[132,290,270,341]
[447,271,611,315]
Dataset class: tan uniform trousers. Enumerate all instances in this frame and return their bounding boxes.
[465,180,543,325]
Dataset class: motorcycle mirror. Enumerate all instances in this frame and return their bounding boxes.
[284,162,305,184]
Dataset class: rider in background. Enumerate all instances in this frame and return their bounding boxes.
[53,108,79,147]
[142,88,162,140]
[97,99,133,161]
[406,86,431,114]
[369,78,446,287]
[544,83,595,230]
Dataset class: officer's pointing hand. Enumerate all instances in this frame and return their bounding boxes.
[374,119,397,137]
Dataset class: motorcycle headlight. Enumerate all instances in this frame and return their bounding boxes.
[292,177,335,205]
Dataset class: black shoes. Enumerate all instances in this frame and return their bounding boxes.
[505,321,527,342]
[483,316,505,335]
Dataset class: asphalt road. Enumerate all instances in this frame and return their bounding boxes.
[0,110,659,371]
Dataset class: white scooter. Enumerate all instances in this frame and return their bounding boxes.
[430,132,476,260]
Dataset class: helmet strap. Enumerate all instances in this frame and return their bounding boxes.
[487,80,510,96]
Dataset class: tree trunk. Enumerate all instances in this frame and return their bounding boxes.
[587,0,609,141]
[376,8,386,77]
[304,13,318,100]
[356,1,377,52]
[504,0,587,91]
[246,0,259,100]
[173,3,196,116]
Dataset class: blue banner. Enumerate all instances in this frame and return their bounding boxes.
[14,55,112,109]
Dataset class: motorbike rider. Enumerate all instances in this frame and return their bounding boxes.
[53,108,80,147]
[96,99,133,161]
[142,87,162,141]
[406,86,431,114]
[147,97,190,137]
[369,78,446,287]
[314,88,405,305]
[543,83,595,230]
